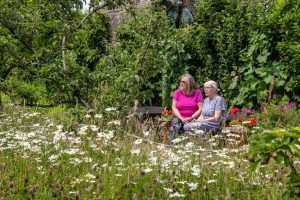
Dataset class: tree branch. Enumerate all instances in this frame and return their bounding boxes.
[75,3,107,29]
[0,15,34,52]
[61,35,67,71]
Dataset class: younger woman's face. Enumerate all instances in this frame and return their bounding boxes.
[180,77,189,92]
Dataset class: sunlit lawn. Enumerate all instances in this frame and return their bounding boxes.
[0,106,292,199]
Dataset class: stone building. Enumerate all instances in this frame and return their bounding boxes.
[102,0,196,43]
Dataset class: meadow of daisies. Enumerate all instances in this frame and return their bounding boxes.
[0,105,297,199]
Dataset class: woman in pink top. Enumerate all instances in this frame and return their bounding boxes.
[170,74,204,142]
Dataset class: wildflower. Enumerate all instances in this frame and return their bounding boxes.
[140,168,146,176]
[191,165,201,177]
[105,107,117,112]
[95,114,103,119]
[143,131,150,137]
[169,192,186,198]
[230,107,240,114]
[188,182,198,191]
[144,168,152,173]
[260,105,264,111]
[207,179,217,184]
[85,173,96,180]
[134,139,143,145]
[279,103,284,109]
[131,149,141,155]
[289,102,295,108]
[163,109,173,115]
[114,174,122,177]
[248,118,257,126]
[277,109,280,114]
[228,161,235,168]
[163,188,173,193]
[108,120,121,126]
[237,116,243,122]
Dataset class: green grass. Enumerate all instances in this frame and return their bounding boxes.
[0,105,295,199]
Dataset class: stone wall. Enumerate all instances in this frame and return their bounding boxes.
[103,0,195,43]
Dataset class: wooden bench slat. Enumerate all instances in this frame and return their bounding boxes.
[130,106,164,115]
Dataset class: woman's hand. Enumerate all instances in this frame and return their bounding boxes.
[195,114,205,122]
[181,117,194,123]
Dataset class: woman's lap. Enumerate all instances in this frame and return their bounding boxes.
[183,122,219,131]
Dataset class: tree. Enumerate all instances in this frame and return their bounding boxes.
[0,0,128,111]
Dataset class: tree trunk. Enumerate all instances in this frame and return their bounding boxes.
[175,1,184,28]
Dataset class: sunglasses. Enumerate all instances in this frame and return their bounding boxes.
[180,80,186,84]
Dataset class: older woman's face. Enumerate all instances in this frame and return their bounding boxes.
[180,77,189,92]
[204,85,217,97]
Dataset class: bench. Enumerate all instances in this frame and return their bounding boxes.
[130,106,164,117]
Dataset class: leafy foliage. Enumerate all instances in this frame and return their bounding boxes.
[188,0,300,107]
[94,5,191,109]
[249,127,300,198]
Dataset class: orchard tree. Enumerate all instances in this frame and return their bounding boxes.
[0,0,129,111]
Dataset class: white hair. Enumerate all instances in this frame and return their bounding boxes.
[204,80,220,92]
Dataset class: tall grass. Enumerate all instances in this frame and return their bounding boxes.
[0,105,291,199]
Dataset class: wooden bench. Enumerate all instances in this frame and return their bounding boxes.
[130,106,164,117]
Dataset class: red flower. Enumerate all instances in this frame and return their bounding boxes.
[237,116,243,122]
[230,107,240,114]
[163,109,173,115]
[249,118,257,125]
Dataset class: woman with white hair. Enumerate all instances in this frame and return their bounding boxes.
[185,80,227,131]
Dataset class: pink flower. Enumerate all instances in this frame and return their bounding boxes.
[289,102,295,108]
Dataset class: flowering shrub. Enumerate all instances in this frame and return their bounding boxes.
[161,109,173,121]
[254,101,297,128]
[229,99,298,130]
